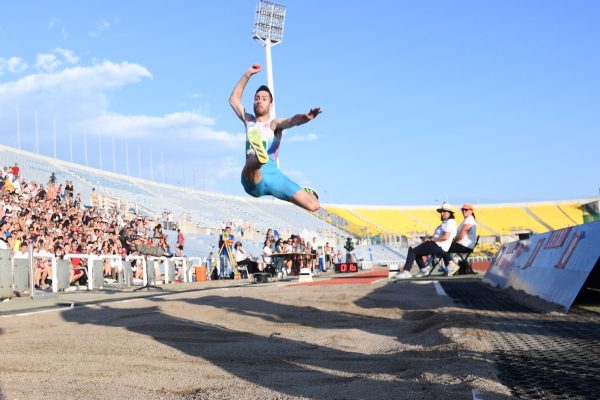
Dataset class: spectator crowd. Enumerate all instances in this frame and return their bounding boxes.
[1,163,180,290]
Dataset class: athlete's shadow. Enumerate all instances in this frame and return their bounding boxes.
[179,294,452,347]
[60,302,493,399]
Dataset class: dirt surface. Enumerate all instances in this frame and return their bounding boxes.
[0,272,514,399]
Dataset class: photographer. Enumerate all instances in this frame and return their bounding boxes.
[344,237,357,263]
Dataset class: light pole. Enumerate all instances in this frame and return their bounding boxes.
[253,0,286,119]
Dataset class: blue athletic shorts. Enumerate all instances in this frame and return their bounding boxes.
[241,159,302,201]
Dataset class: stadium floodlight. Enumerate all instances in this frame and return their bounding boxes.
[253,0,286,118]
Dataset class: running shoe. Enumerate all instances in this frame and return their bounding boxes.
[303,186,319,200]
[415,266,432,277]
[392,270,413,280]
[446,261,460,276]
[247,129,269,164]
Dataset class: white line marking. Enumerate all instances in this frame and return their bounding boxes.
[433,281,447,296]
[8,303,75,317]
[472,389,482,400]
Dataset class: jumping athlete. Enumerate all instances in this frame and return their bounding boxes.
[229,63,321,212]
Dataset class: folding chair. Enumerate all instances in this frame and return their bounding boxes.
[453,236,479,275]
[425,254,446,276]
[262,255,277,277]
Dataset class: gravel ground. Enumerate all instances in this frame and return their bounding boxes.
[0,276,514,400]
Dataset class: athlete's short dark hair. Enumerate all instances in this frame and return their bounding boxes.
[255,85,273,102]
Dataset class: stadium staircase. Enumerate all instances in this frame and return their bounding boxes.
[524,207,554,231]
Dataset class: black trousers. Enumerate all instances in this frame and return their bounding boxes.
[448,242,472,254]
[237,259,259,274]
[403,241,452,271]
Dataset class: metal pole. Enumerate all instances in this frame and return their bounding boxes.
[16,105,21,150]
[150,148,154,180]
[35,111,39,153]
[84,129,88,167]
[265,40,276,118]
[99,137,103,169]
[112,137,116,173]
[161,152,165,182]
[137,144,142,177]
[29,245,34,299]
[69,123,73,162]
[53,116,57,158]
[125,141,130,176]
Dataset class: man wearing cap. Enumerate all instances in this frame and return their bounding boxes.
[230,63,321,212]
[448,204,478,254]
[394,202,459,279]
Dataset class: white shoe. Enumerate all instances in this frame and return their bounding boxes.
[415,266,432,277]
[392,270,413,280]
[447,261,460,276]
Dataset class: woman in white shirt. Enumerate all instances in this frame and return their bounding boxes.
[395,203,458,279]
[449,203,478,253]
[263,239,273,264]
[234,241,258,278]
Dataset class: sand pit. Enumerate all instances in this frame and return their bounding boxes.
[0,276,514,399]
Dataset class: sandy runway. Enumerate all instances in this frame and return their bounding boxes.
[0,277,512,399]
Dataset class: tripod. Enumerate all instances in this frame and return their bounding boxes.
[134,256,163,291]
[210,241,238,279]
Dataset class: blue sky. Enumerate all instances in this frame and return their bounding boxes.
[0,0,598,206]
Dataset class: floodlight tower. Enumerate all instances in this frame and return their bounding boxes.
[253,0,286,119]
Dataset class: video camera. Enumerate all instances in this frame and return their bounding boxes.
[344,237,355,252]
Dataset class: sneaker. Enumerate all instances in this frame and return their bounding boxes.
[446,261,460,276]
[247,129,269,164]
[392,270,413,280]
[415,266,432,277]
[303,187,319,200]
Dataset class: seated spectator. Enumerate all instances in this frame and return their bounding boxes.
[233,241,259,278]
[263,239,273,266]
[394,203,459,279]
[448,203,478,254]
[13,241,29,258]
[68,245,87,287]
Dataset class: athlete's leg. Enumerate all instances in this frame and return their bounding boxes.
[242,157,263,185]
[290,189,320,212]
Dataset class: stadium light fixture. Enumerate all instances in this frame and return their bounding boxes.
[253,0,286,118]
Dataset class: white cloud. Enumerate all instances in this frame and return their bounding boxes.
[88,111,243,147]
[285,133,318,142]
[7,57,28,73]
[0,57,28,75]
[0,60,242,163]
[88,17,120,38]
[36,48,80,72]
[36,53,61,72]
[54,48,79,64]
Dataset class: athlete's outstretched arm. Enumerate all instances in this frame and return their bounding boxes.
[274,107,321,130]
[229,64,262,121]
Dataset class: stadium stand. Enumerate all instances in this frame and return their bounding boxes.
[323,206,383,237]
[353,208,429,237]
[325,201,591,240]
[527,203,583,230]
[476,205,549,235]
[0,145,348,246]
[559,203,585,225]
[0,144,595,265]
